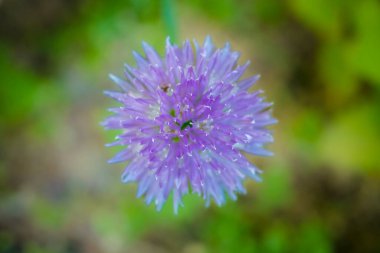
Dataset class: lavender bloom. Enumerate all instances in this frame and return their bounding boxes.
[103,37,276,213]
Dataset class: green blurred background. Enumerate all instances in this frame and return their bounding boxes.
[1,0,380,252]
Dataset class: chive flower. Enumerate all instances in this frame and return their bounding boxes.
[103,37,276,213]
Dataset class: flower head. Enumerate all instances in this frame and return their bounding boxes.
[103,37,276,213]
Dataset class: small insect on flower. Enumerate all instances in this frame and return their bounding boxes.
[102,37,276,213]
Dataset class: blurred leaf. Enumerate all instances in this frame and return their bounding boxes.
[0,48,40,126]
[202,204,258,253]
[251,0,285,24]
[130,0,160,21]
[161,0,178,42]
[91,206,130,250]
[117,190,203,241]
[262,225,288,253]
[318,41,358,104]
[257,165,293,211]
[187,0,237,23]
[0,232,13,253]
[290,109,323,163]
[288,0,343,38]
[30,196,66,230]
[346,0,380,87]
[319,104,380,171]
[0,163,7,196]
[294,220,332,253]
[25,242,57,253]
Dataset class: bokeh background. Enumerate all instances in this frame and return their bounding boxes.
[1,0,380,252]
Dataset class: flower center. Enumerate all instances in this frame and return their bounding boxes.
[167,107,194,143]
[180,120,193,130]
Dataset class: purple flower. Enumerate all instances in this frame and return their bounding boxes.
[103,37,276,213]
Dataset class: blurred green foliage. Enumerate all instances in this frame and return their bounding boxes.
[0,0,379,252]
